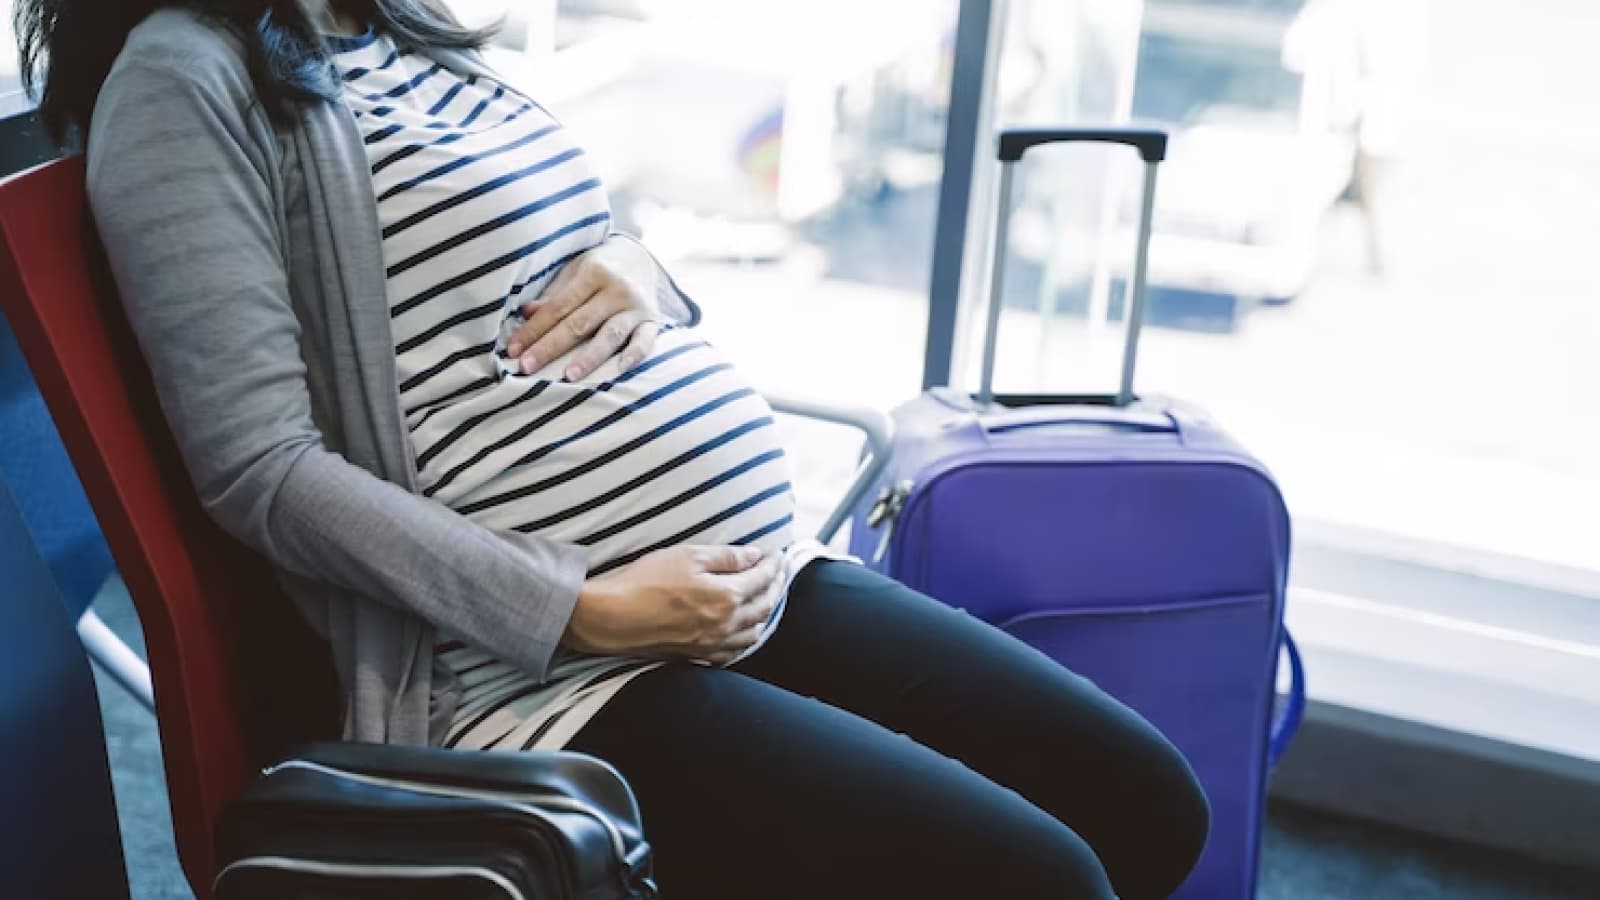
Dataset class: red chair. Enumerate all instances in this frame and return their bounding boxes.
[0,156,339,898]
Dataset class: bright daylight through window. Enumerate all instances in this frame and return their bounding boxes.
[445,0,1596,581]
[444,0,1599,758]
[972,0,1600,759]
[976,0,1596,578]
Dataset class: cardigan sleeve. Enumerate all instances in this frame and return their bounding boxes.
[85,57,586,682]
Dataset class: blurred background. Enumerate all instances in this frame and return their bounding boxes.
[418,0,1599,586]
[433,0,1600,785]
[1,0,1596,897]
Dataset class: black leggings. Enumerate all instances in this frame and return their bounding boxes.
[567,560,1209,899]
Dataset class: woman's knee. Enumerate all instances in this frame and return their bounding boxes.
[853,753,1121,900]
[1014,678,1210,896]
[991,819,1118,900]
[1088,713,1211,897]
[1143,729,1212,885]
[894,785,1116,900]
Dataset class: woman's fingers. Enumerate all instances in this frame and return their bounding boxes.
[615,318,659,373]
[587,544,778,665]
[515,287,630,376]
[730,591,776,633]
[720,554,782,601]
[704,624,765,665]
[682,552,774,662]
[503,237,664,377]
[566,309,648,380]
[507,262,594,359]
[692,544,763,574]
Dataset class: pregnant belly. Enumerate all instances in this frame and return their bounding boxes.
[436,328,797,573]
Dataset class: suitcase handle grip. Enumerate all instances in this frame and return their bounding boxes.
[997,127,1168,163]
[983,408,1179,437]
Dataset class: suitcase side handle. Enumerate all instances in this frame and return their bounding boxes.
[1269,630,1306,769]
[997,127,1168,163]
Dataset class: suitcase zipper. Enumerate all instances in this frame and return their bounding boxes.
[215,856,526,898]
[865,480,914,564]
[261,759,653,896]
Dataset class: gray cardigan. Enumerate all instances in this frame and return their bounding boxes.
[86,8,663,745]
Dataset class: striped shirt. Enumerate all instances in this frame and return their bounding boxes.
[330,28,838,751]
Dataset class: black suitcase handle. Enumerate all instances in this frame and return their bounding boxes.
[997,127,1168,163]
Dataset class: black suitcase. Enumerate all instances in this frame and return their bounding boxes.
[214,742,656,900]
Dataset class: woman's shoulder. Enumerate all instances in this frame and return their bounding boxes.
[91,7,267,155]
[110,7,252,95]
[87,9,274,197]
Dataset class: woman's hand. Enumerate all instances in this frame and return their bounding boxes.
[505,236,664,379]
[565,545,783,665]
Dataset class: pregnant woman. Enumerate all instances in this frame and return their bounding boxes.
[21,1,1208,897]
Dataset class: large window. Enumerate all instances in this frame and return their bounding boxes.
[978,0,1599,577]
[972,0,1600,758]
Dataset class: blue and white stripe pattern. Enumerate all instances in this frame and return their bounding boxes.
[331,29,834,752]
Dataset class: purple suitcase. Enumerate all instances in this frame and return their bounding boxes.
[848,128,1303,900]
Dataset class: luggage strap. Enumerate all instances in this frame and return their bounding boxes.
[1269,631,1307,769]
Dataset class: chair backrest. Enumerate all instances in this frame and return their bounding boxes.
[0,156,338,896]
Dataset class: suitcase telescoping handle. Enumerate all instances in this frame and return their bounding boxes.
[976,127,1169,409]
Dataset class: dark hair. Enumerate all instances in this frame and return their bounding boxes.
[16,0,497,146]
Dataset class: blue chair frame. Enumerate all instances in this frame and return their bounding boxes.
[0,477,129,899]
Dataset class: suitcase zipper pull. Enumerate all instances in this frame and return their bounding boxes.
[866,480,914,565]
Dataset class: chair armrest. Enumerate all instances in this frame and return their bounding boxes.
[761,391,895,546]
[78,610,155,711]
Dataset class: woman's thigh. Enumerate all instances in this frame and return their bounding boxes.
[733,560,1210,900]
[566,663,1114,900]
